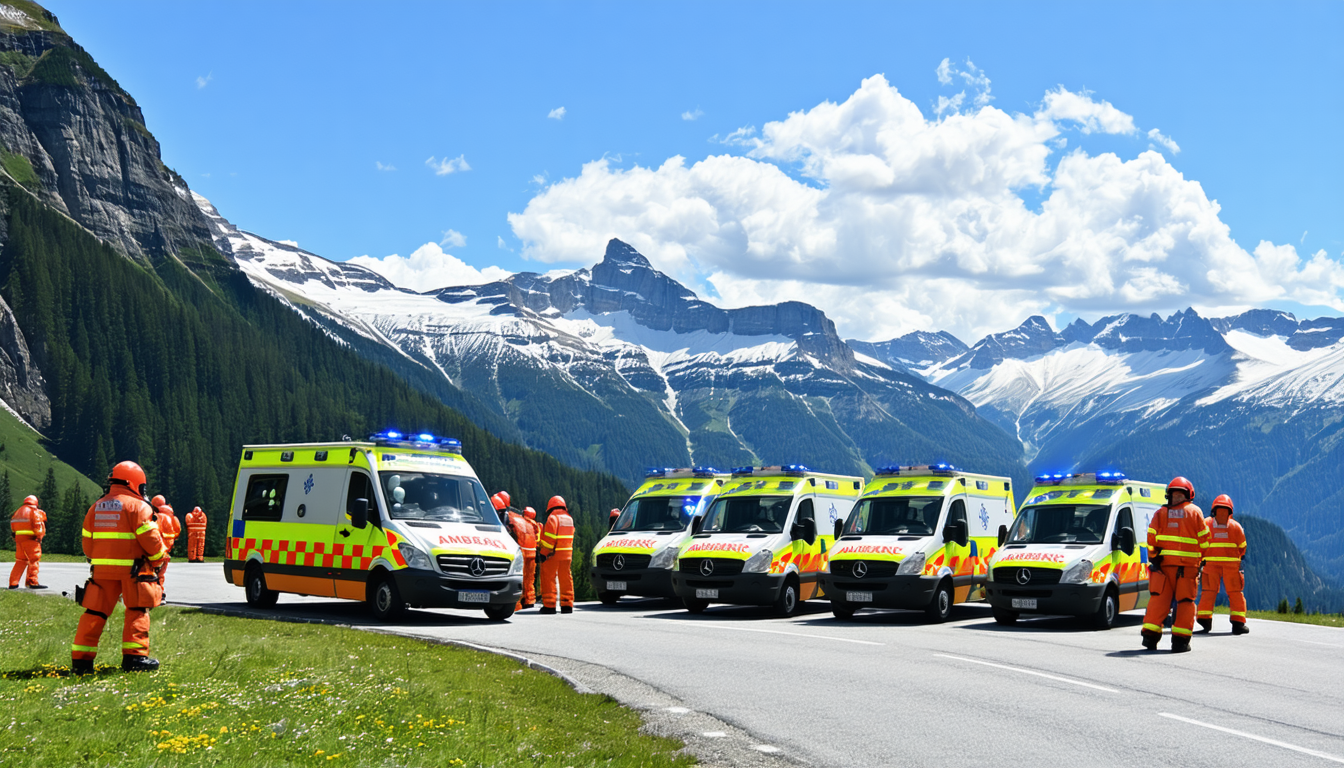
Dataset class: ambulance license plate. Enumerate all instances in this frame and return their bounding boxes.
[1011,598,1037,609]
[696,589,718,599]
[458,590,490,604]
[606,580,627,591]
[847,591,874,603]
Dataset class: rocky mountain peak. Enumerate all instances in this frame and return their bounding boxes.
[599,238,652,268]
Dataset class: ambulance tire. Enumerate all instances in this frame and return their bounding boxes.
[484,604,515,622]
[683,597,709,614]
[598,591,621,605]
[244,563,278,608]
[369,573,406,622]
[992,606,1019,625]
[832,603,857,620]
[774,576,800,617]
[1090,586,1119,630]
[925,579,953,623]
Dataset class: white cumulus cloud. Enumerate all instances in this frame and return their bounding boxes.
[507,72,1344,342]
[349,243,510,291]
[1147,128,1180,153]
[425,155,471,175]
[440,229,466,248]
[548,106,566,120]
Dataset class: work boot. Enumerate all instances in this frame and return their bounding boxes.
[1231,622,1250,635]
[71,659,94,676]
[7,585,17,590]
[1141,631,1161,651]
[29,584,47,590]
[1195,618,1213,633]
[121,655,160,673]
[520,603,534,610]
[1170,636,1191,654]
[560,605,573,614]
[539,606,557,615]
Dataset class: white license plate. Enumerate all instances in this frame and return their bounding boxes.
[1011,598,1037,610]
[606,580,627,591]
[458,590,490,604]
[696,589,718,599]
[847,591,874,603]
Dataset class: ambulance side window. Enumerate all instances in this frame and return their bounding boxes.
[346,471,382,525]
[243,474,288,522]
[948,499,967,529]
[1115,507,1134,535]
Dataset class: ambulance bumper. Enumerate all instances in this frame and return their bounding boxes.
[985,581,1106,616]
[590,567,677,598]
[393,568,522,609]
[819,573,938,610]
[669,571,785,606]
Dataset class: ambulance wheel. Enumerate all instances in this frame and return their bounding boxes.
[244,563,278,608]
[774,576,800,617]
[1090,587,1119,630]
[683,597,709,613]
[925,579,953,623]
[992,606,1019,625]
[598,591,621,605]
[369,574,406,622]
[484,604,515,622]
[832,603,856,620]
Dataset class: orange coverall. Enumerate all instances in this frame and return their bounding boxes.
[156,506,180,586]
[506,510,538,609]
[9,503,46,588]
[1142,501,1209,646]
[72,486,167,663]
[185,507,207,561]
[538,510,575,609]
[1198,512,1247,627]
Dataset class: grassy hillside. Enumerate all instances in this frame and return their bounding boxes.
[0,405,100,550]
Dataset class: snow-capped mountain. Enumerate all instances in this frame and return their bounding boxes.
[194,194,1024,487]
[847,331,968,374]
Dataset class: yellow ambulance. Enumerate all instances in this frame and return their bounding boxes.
[224,431,522,621]
[985,471,1164,629]
[669,465,863,616]
[589,467,731,604]
[820,464,1016,622]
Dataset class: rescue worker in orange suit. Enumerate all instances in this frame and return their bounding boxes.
[503,504,538,610]
[9,495,46,589]
[71,461,168,674]
[1141,477,1210,653]
[186,506,207,562]
[491,493,508,526]
[523,506,541,607]
[156,503,180,597]
[536,496,575,614]
[1197,494,1249,635]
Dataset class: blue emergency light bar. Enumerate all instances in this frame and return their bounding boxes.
[691,466,722,477]
[645,467,675,477]
[369,430,463,454]
[731,465,810,476]
[876,463,959,477]
[1033,470,1125,486]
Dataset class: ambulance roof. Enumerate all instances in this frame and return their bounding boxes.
[1024,479,1165,506]
[631,475,728,499]
[240,435,476,476]
[718,468,862,499]
[862,473,1010,499]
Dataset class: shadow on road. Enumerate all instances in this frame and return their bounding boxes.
[637,601,835,622]
[957,613,1146,634]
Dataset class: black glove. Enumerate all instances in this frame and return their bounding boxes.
[1150,554,1164,569]
[536,554,548,564]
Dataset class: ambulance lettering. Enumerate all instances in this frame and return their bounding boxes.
[437,535,508,551]
[684,542,750,555]
[833,545,904,557]
[996,552,1066,564]
[597,538,660,552]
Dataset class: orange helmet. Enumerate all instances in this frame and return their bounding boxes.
[498,491,511,507]
[609,508,620,518]
[1211,493,1233,516]
[109,461,148,498]
[22,495,37,506]
[490,494,505,511]
[151,494,167,508]
[524,506,536,520]
[546,496,567,514]
[1165,476,1194,504]
[193,506,202,515]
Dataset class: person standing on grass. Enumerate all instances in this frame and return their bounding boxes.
[186,506,207,562]
[9,495,46,589]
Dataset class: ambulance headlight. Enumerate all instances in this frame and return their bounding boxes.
[649,545,678,570]
[1061,559,1093,584]
[896,551,926,576]
[398,543,432,570]
[742,548,773,574]
[507,555,523,576]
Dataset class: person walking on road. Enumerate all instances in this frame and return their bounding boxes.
[1141,477,1210,653]
[537,496,575,614]
[1197,494,1249,635]
[71,461,169,674]
[186,506,207,562]
[503,503,538,610]
[9,495,46,589]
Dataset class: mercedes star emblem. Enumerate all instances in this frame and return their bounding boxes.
[612,554,626,571]
[1016,568,1032,585]
[699,559,715,576]
[469,557,487,577]
[852,561,868,579]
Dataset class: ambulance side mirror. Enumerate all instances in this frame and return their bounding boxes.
[791,517,816,545]
[691,515,704,534]
[834,519,844,540]
[1114,526,1135,556]
[351,498,369,529]
[608,516,618,532]
[997,525,1008,547]
[943,520,968,547]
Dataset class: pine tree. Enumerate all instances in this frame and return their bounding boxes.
[0,469,10,550]
[60,481,88,558]
[36,466,59,551]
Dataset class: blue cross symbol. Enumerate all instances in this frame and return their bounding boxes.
[304,474,314,494]
[979,505,990,531]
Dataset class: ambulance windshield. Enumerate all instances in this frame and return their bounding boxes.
[613,496,702,532]
[382,472,499,528]
[701,496,791,534]
[1008,504,1110,545]
[843,496,943,536]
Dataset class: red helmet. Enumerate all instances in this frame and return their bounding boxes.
[1165,476,1194,503]
[1211,493,1233,516]
[547,496,567,514]
[490,494,505,511]
[609,508,620,518]
[109,461,148,498]
[22,495,37,506]
[498,491,511,507]
[193,506,202,514]
[523,506,536,520]
[151,494,167,508]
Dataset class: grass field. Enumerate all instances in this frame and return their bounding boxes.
[1219,606,1344,628]
[0,407,101,504]
[0,591,692,767]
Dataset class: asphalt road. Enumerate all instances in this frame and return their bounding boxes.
[19,562,1344,768]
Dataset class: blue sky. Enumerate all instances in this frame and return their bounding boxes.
[47,1,1344,341]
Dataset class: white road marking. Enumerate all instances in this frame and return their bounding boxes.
[665,706,690,714]
[703,731,727,738]
[1159,713,1344,764]
[685,623,884,646]
[934,654,1119,693]
[753,745,781,753]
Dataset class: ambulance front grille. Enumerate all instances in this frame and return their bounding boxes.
[437,555,512,577]
[595,553,652,570]
[678,558,744,576]
[830,560,901,579]
[993,567,1062,585]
